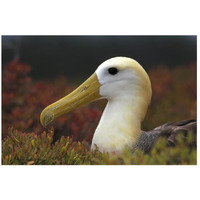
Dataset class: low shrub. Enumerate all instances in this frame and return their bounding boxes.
[2,128,196,165]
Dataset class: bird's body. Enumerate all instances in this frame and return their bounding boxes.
[134,119,196,153]
[40,57,196,154]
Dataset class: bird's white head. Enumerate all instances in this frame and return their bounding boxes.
[95,57,152,121]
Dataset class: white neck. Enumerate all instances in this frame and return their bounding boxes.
[91,96,142,154]
[91,57,152,154]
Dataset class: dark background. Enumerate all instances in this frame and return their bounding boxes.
[2,35,197,81]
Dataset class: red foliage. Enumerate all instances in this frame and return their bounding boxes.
[149,66,174,101]
[2,60,102,143]
[143,63,197,130]
[2,60,196,144]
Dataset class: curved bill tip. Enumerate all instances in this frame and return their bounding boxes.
[40,110,55,128]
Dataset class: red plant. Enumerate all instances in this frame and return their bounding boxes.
[2,60,196,145]
[2,60,102,144]
[143,63,197,130]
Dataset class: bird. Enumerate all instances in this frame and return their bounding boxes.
[40,57,196,154]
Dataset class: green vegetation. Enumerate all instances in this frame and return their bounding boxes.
[2,128,196,165]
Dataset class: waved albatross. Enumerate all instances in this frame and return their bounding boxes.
[40,57,196,154]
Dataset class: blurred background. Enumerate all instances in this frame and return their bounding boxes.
[2,36,196,80]
[2,36,197,143]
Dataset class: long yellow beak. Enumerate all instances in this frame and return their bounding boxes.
[40,73,101,128]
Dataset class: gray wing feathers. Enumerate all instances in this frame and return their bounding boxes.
[133,119,197,153]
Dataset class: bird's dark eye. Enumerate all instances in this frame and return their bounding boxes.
[108,67,118,75]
